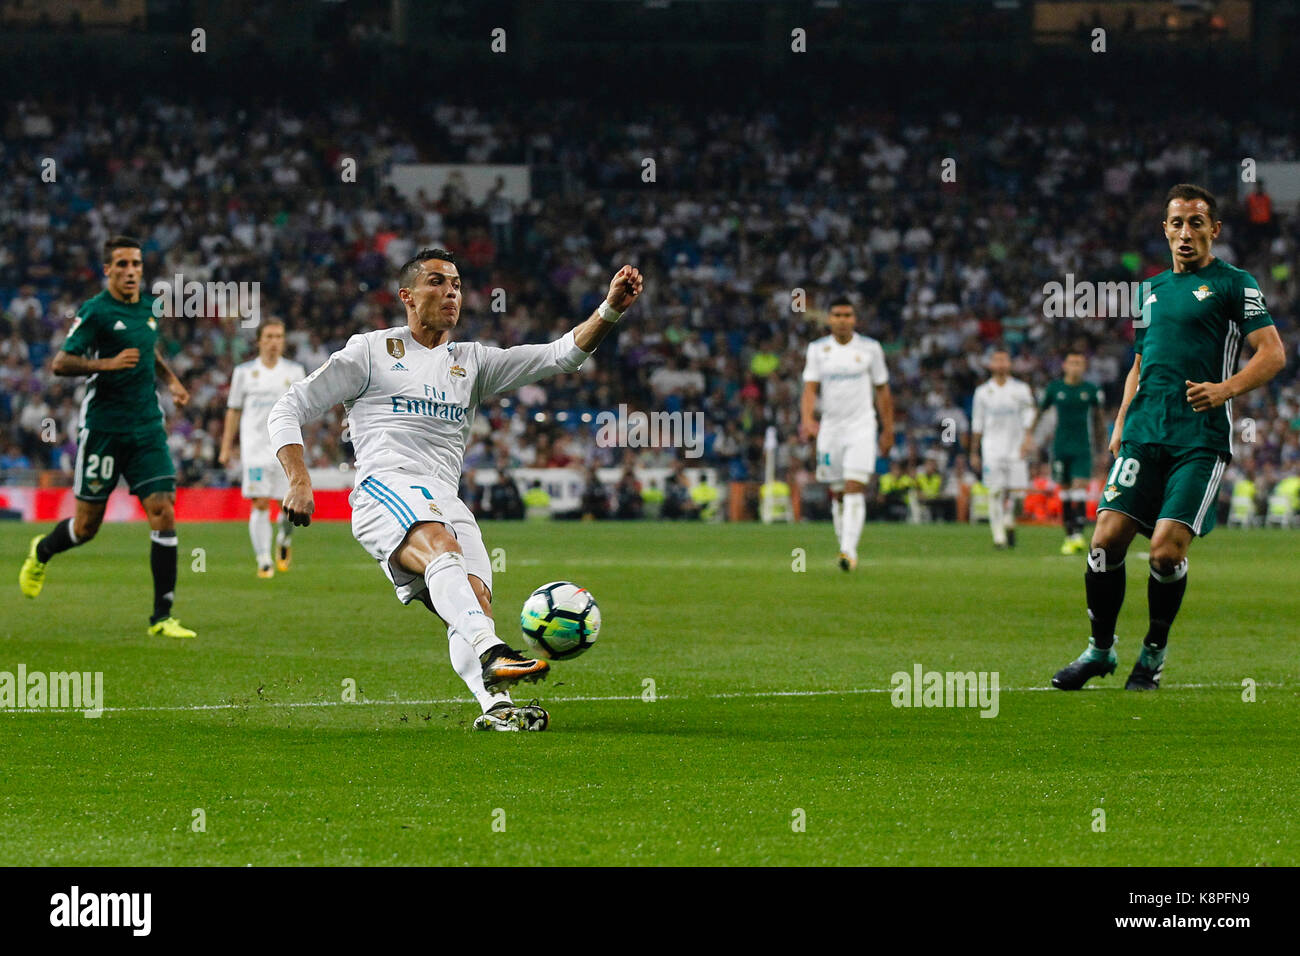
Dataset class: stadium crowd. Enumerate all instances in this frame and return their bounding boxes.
[2,94,1299,520]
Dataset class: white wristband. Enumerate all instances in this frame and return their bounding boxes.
[597,301,623,323]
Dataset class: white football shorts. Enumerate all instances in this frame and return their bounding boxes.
[982,457,1030,493]
[351,472,492,605]
[242,462,289,500]
[816,425,877,486]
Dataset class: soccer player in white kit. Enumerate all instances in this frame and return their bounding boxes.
[268,249,643,732]
[799,299,894,571]
[219,319,307,577]
[970,349,1036,549]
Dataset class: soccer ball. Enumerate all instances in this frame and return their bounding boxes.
[520,581,601,660]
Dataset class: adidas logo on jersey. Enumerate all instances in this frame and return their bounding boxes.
[390,362,409,371]
[113,320,127,330]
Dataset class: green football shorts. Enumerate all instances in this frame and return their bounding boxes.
[74,427,176,501]
[1097,441,1227,537]
[1051,449,1093,485]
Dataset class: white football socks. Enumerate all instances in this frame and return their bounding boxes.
[276,509,293,549]
[831,496,843,541]
[249,508,272,566]
[448,624,511,712]
[988,494,1007,545]
[840,492,866,557]
[423,552,502,655]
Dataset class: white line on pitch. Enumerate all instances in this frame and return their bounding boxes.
[0,681,1284,715]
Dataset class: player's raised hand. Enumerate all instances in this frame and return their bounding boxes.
[1185,379,1230,413]
[282,481,315,527]
[607,265,643,313]
[104,347,140,370]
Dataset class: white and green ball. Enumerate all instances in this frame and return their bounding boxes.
[520,581,601,660]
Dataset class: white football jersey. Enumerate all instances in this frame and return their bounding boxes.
[971,377,1036,460]
[268,326,589,497]
[802,333,890,430]
[228,358,307,466]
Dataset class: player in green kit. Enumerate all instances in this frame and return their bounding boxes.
[1053,186,1285,690]
[18,236,197,638]
[1024,352,1105,555]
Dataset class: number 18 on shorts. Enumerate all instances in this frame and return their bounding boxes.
[1098,441,1227,537]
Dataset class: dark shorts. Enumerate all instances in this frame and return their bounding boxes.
[1097,441,1227,537]
[74,427,176,501]
[1051,448,1093,485]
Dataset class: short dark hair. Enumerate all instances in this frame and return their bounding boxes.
[1164,184,1218,221]
[103,235,142,263]
[399,248,457,290]
[828,297,854,312]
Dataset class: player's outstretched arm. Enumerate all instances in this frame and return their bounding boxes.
[572,265,643,353]
[267,334,371,526]
[1185,325,1286,413]
[474,266,644,401]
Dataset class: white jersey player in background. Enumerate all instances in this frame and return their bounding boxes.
[970,349,1036,549]
[269,249,642,732]
[219,319,306,577]
[800,298,894,571]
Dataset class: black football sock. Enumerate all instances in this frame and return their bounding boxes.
[1084,553,1126,650]
[36,518,82,563]
[1145,558,1188,650]
[150,529,179,623]
[1061,500,1076,537]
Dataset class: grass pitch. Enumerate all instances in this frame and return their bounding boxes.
[2,519,1296,866]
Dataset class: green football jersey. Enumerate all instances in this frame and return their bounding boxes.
[1125,259,1273,458]
[1041,378,1103,454]
[61,291,164,433]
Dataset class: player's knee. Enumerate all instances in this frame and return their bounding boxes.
[1086,531,1127,567]
[147,501,174,521]
[1148,542,1187,575]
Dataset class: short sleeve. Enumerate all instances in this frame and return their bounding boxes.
[870,343,889,385]
[1239,274,1274,337]
[227,366,245,410]
[61,309,98,356]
